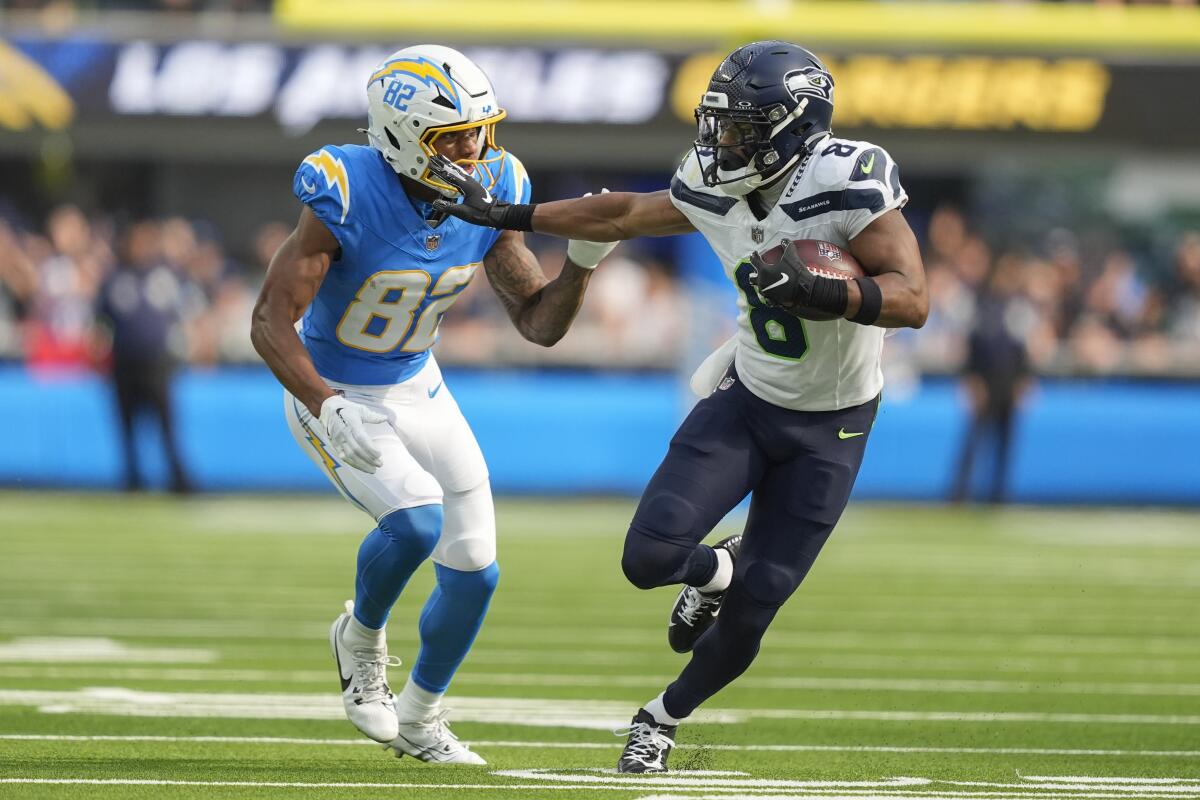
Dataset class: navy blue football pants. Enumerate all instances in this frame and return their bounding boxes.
[622,366,879,719]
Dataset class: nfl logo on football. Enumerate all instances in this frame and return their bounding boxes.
[817,241,841,261]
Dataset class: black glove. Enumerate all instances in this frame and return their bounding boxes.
[749,240,816,309]
[428,155,535,231]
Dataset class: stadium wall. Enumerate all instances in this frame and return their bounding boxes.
[6,366,1198,505]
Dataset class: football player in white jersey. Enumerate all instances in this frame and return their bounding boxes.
[430,40,927,771]
[251,45,615,764]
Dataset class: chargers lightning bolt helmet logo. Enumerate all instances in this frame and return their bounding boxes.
[368,57,461,111]
[364,44,507,198]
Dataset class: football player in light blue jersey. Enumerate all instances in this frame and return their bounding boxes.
[251,45,617,764]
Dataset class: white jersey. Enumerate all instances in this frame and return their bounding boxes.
[671,137,908,411]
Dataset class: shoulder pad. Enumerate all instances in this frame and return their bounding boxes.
[495,151,532,205]
[296,146,354,227]
[670,149,737,217]
[811,138,902,197]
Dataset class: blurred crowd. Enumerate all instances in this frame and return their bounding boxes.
[1,203,1199,377]
[0,206,687,372]
[0,207,281,371]
[909,207,1200,377]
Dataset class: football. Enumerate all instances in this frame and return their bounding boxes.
[757,239,865,321]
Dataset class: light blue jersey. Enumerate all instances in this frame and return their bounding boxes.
[294,144,530,385]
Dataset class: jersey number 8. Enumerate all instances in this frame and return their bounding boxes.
[734,261,809,361]
[335,264,478,353]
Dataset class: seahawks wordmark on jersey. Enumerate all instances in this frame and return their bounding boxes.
[294,144,530,385]
[671,137,907,412]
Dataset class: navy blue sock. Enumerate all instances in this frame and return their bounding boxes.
[411,562,500,693]
[353,504,443,630]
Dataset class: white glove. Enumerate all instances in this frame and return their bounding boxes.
[566,189,618,269]
[319,394,386,473]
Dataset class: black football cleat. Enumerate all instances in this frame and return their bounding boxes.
[616,708,677,773]
[668,534,741,654]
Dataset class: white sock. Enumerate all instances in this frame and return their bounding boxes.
[342,615,386,650]
[697,546,733,595]
[643,692,684,726]
[395,676,443,722]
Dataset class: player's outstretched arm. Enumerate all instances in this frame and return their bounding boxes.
[483,230,594,347]
[845,209,929,329]
[428,155,694,240]
[533,190,695,241]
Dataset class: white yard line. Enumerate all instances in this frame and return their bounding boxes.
[4,666,1200,699]
[4,774,1200,800]
[1,642,1193,678]
[4,620,1200,657]
[2,734,1199,759]
[0,778,627,791]
[3,688,1200,728]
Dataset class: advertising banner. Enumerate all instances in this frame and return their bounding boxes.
[3,36,1199,150]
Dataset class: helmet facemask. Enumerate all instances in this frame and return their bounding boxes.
[694,102,804,197]
[364,45,508,198]
[410,116,507,196]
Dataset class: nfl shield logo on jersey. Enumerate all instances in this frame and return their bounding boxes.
[425,233,441,252]
[751,226,764,244]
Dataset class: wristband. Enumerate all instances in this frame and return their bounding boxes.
[566,238,618,269]
[503,203,537,232]
[805,275,849,315]
[849,276,883,325]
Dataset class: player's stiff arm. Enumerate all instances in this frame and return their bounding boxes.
[250,44,615,765]
[432,40,927,773]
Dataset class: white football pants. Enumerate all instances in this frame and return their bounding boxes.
[284,356,496,571]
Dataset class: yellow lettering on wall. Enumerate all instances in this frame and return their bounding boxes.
[1051,59,1110,131]
[671,53,1111,134]
[0,42,74,131]
[671,52,725,126]
[941,58,992,130]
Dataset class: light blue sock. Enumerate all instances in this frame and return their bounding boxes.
[353,504,443,630]
[411,562,500,693]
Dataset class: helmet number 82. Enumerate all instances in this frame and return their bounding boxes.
[383,81,417,112]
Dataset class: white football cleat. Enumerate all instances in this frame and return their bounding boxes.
[386,709,486,764]
[330,601,400,743]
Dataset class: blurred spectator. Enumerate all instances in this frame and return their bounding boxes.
[0,221,38,359]
[209,221,288,363]
[25,205,108,371]
[96,221,192,493]
[951,255,1035,504]
[1168,233,1200,365]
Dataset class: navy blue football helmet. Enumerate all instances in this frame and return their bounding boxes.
[694,41,835,196]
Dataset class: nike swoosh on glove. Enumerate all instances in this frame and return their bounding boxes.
[319,395,387,473]
[749,239,816,309]
[428,155,535,231]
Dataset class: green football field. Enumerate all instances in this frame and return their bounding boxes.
[1,493,1198,799]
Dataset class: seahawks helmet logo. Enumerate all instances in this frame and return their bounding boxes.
[784,67,833,102]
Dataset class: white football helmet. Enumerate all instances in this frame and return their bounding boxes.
[365,45,507,197]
